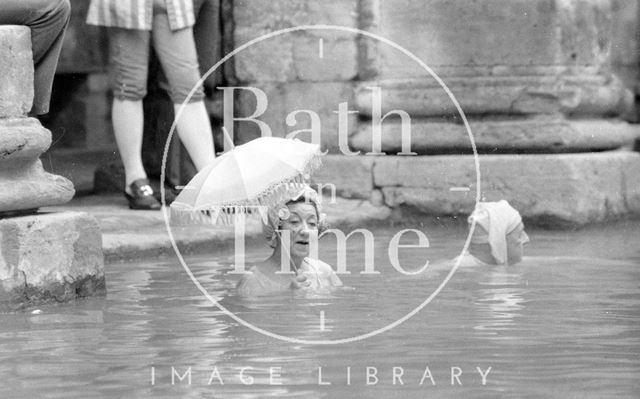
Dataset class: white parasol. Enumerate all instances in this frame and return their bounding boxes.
[169,135,323,225]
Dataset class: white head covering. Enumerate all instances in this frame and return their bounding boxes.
[468,200,522,264]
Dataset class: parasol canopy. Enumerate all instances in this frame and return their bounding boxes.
[170,136,323,225]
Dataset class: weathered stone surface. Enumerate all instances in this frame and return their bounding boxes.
[0,118,51,162]
[233,0,358,37]
[374,151,640,225]
[0,212,105,308]
[611,0,639,88]
[232,81,358,152]
[350,118,637,154]
[0,118,74,213]
[311,154,374,200]
[621,153,640,213]
[232,0,358,82]
[375,0,613,79]
[0,160,75,213]
[355,76,633,117]
[0,26,33,117]
[232,31,359,83]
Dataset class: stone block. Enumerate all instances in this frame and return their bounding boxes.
[232,34,296,82]
[232,0,358,82]
[374,151,640,225]
[611,0,639,67]
[292,33,358,81]
[621,153,640,213]
[232,31,358,83]
[375,0,612,79]
[311,154,374,200]
[0,212,105,308]
[350,118,637,154]
[0,26,33,117]
[233,0,357,36]
[232,81,358,152]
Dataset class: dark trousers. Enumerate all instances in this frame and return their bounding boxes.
[0,0,71,115]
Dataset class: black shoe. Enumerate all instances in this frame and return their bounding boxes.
[124,179,161,210]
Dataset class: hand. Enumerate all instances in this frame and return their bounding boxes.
[291,273,311,290]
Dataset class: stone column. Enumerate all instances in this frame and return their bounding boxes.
[351,0,635,153]
[349,0,640,224]
[0,26,75,215]
[0,26,103,308]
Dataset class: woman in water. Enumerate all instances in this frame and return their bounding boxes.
[236,186,343,296]
[459,200,530,266]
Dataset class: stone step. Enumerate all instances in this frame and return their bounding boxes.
[354,76,633,118]
[349,118,639,154]
[313,151,640,226]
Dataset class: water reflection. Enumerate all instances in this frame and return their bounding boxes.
[473,263,527,337]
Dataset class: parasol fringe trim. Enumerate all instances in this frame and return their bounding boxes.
[169,153,322,226]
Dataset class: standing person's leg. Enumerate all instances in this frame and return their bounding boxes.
[0,0,71,115]
[151,13,215,171]
[108,27,160,209]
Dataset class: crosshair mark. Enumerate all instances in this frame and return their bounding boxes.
[318,38,324,58]
[320,310,325,331]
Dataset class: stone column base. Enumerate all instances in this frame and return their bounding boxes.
[350,118,638,154]
[0,118,75,214]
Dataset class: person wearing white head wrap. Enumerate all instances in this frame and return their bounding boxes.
[237,185,341,296]
[466,200,530,266]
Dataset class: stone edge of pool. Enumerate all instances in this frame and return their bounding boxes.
[3,149,640,309]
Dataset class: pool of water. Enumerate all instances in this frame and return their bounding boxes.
[1,219,639,398]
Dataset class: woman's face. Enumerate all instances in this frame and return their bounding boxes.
[280,202,318,259]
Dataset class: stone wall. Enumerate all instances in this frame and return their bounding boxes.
[229,0,640,225]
